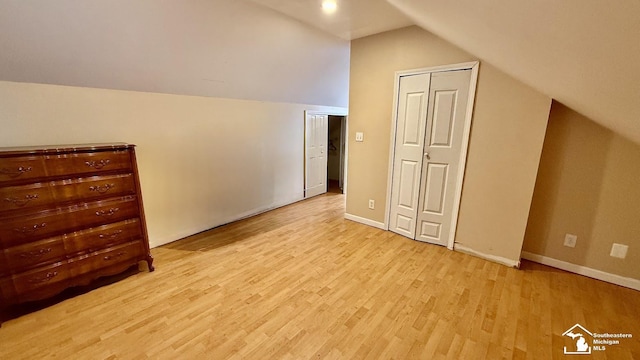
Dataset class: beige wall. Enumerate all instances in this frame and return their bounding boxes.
[524,102,640,280]
[346,26,551,264]
[0,81,346,248]
[388,0,640,145]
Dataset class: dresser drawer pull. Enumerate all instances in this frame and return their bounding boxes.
[4,194,39,207]
[14,223,47,236]
[85,159,111,169]
[27,271,58,284]
[99,230,124,239]
[19,247,52,259]
[96,208,120,217]
[103,252,126,261]
[89,183,115,194]
[0,166,33,178]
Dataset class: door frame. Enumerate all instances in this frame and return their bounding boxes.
[304,110,349,199]
[338,116,347,192]
[384,61,479,250]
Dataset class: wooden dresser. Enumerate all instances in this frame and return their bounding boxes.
[0,143,153,324]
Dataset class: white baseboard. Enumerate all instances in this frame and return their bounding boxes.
[454,244,521,268]
[149,194,304,248]
[344,213,386,230]
[521,251,640,291]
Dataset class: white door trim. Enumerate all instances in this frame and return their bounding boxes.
[384,61,479,250]
[343,115,349,199]
[304,110,349,199]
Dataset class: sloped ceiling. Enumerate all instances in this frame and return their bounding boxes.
[2,0,637,142]
[250,0,413,40]
[252,0,640,144]
[0,0,350,107]
[388,0,640,144]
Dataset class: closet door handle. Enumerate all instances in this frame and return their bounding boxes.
[424,152,431,160]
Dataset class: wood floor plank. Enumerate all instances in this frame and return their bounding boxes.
[1,192,639,359]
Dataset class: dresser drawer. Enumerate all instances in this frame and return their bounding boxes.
[69,241,143,276]
[64,218,143,254]
[44,150,132,176]
[8,261,72,302]
[3,236,66,273]
[56,174,136,203]
[0,156,47,183]
[0,182,54,212]
[0,196,140,248]
[0,174,136,213]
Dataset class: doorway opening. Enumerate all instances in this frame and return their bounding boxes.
[328,115,346,194]
[304,111,348,199]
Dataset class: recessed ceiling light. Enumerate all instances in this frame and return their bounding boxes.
[322,0,337,14]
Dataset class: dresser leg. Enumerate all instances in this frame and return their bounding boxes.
[146,253,155,272]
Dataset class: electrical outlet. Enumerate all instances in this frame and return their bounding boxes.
[564,233,577,248]
[610,243,628,259]
[368,199,375,210]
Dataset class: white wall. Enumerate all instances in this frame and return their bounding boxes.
[0,0,350,107]
[0,81,346,248]
[0,0,350,248]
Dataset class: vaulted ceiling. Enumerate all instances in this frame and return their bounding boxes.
[250,0,413,40]
[252,0,640,144]
[0,0,351,107]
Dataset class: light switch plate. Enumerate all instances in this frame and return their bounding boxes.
[355,132,364,142]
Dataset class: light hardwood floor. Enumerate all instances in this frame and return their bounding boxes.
[1,192,639,359]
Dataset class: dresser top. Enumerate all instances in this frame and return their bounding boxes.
[0,143,135,156]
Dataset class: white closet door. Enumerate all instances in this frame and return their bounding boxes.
[388,74,431,238]
[305,113,328,198]
[415,69,472,245]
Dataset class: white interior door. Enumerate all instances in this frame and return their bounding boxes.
[415,69,472,246]
[388,74,431,238]
[305,113,328,198]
